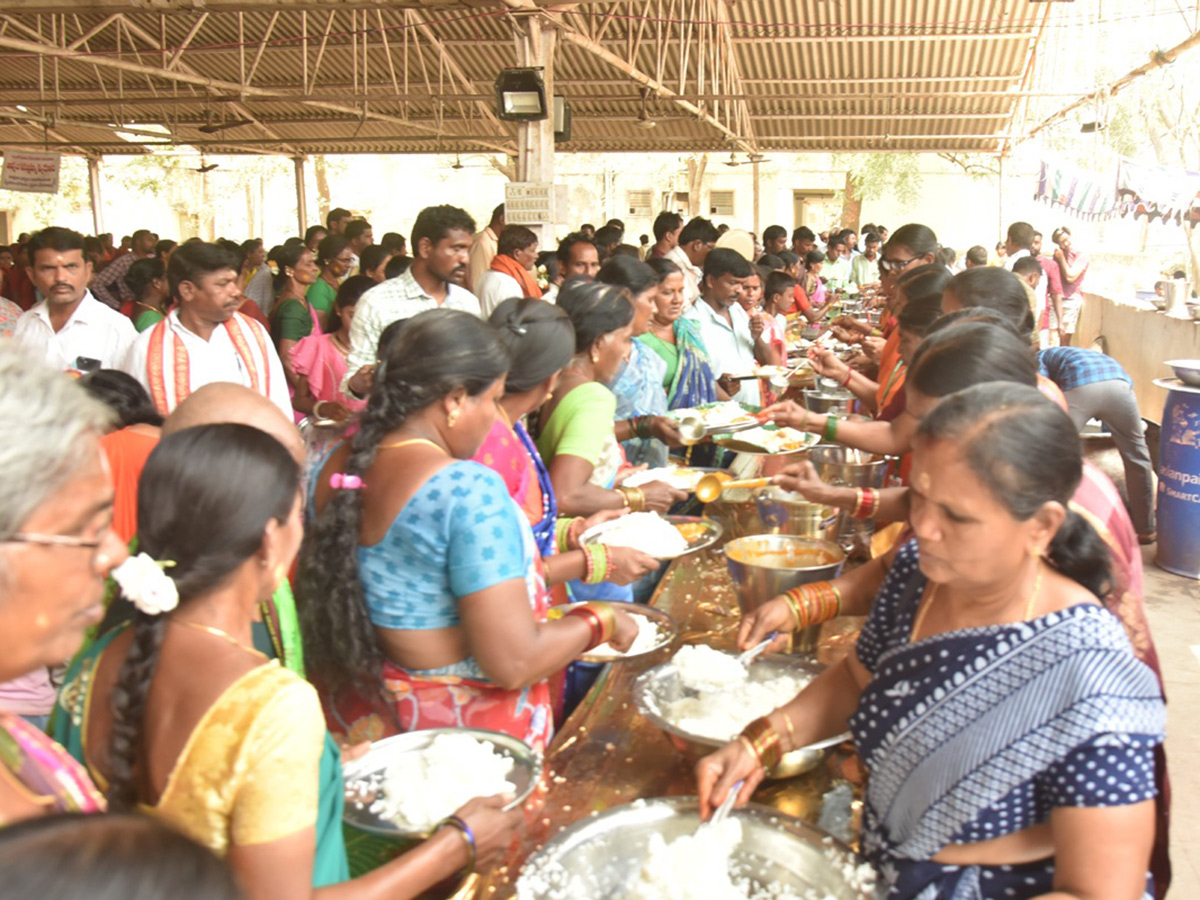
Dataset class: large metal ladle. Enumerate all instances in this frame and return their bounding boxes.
[694,474,771,503]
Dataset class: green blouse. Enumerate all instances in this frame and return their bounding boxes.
[271,297,316,345]
[306,278,338,315]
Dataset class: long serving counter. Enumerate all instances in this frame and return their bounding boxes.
[475,548,868,898]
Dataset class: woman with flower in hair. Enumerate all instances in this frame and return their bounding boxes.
[55,422,523,897]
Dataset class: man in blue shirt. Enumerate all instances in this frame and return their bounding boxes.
[1038,346,1156,542]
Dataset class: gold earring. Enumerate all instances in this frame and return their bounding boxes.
[448,409,460,428]
[591,353,599,364]
[543,391,554,403]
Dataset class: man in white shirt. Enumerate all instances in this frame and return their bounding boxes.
[13,226,135,371]
[850,232,882,287]
[665,216,719,309]
[475,225,539,317]
[122,241,291,418]
[1003,221,1034,271]
[683,248,772,406]
[467,203,504,294]
[343,205,480,398]
[821,235,853,292]
[344,219,374,279]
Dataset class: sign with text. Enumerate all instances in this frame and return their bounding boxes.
[1,150,61,194]
[504,182,564,226]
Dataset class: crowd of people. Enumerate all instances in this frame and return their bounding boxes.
[0,200,1168,900]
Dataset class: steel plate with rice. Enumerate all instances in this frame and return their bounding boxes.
[515,797,879,900]
[342,727,542,839]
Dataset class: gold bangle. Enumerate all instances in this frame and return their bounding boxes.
[737,735,763,770]
[584,602,618,644]
[782,589,804,630]
[774,709,797,751]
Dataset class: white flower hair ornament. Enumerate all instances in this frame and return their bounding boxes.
[111,553,179,616]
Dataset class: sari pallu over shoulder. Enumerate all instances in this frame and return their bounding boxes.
[851,548,1165,868]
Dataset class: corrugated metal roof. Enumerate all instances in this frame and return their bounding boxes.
[0,0,1055,156]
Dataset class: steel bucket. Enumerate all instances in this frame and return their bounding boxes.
[803,389,855,416]
[706,485,840,542]
[1163,280,1193,318]
[807,444,889,537]
[724,535,845,652]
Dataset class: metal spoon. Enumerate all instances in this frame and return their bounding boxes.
[736,633,777,666]
[695,475,771,503]
[706,779,744,828]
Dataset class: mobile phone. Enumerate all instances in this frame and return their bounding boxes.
[74,356,101,373]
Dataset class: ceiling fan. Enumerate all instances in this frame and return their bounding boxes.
[723,151,771,167]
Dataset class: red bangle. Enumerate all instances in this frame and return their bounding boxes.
[840,367,853,387]
[565,606,604,649]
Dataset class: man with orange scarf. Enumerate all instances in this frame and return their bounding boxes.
[476,225,542,316]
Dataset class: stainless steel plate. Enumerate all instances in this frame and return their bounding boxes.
[576,602,680,664]
[632,653,850,778]
[581,514,724,560]
[342,727,542,838]
[516,797,879,899]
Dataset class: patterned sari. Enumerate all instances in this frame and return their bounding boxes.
[0,712,105,819]
[852,541,1165,900]
[639,318,720,411]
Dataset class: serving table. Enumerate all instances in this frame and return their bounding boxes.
[474,547,867,898]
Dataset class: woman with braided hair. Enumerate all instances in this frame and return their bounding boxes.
[301,308,639,749]
[54,422,521,898]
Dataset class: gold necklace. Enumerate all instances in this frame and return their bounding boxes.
[172,619,265,657]
[376,437,446,452]
[910,561,1044,642]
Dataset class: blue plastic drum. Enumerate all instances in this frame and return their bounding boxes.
[1155,378,1200,579]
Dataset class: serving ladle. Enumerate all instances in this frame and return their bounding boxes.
[694,474,771,503]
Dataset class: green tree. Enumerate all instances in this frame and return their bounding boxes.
[830,153,924,228]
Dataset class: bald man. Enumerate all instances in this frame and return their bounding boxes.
[164,382,304,464]
[162,382,307,674]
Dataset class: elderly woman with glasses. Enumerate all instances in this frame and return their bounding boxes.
[0,344,129,823]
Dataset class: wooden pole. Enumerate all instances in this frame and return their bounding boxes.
[293,155,308,237]
[1021,28,1200,145]
[87,156,103,235]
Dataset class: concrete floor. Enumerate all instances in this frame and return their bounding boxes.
[1144,549,1200,899]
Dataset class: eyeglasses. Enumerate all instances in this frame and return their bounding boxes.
[3,532,104,549]
[879,256,918,274]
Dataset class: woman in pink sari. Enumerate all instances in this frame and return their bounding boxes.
[289,275,372,425]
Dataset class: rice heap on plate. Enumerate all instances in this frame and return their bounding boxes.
[672,644,749,691]
[671,401,755,427]
[631,818,754,900]
[717,425,810,454]
[588,612,664,659]
[593,512,689,558]
[621,466,710,492]
[664,647,812,742]
[373,733,517,831]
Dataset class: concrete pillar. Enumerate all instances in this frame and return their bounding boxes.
[513,20,557,248]
[87,156,104,235]
[293,156,309,237]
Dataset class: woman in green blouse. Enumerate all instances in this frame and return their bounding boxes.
[126,258,170,332]
[306,235,354,316]
[269,244,321,409]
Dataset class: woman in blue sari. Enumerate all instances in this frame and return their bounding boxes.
[639,257,725,409]
[697,383,1165,900]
